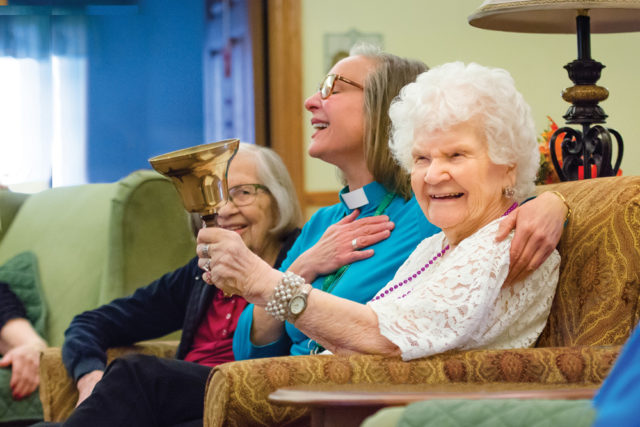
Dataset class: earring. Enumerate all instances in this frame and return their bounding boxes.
[502,186,515,198]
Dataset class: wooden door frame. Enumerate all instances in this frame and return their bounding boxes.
[264,0,305,208]
[263,0,338,212]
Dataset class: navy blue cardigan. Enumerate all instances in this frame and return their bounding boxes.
[62,229,300,381]
[0,282,27,331]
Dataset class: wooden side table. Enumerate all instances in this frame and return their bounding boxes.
[269,383,598,427]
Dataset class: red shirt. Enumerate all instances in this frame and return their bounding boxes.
[183,292,248,367]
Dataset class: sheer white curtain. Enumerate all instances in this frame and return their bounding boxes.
[0,15,87,192]
[51,16,87,188]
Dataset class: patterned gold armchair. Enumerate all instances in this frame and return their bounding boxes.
[203,176,640,427]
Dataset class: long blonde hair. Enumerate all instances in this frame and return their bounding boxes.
[350,44,429,199]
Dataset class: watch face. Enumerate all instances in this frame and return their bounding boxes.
[290,295,306,315]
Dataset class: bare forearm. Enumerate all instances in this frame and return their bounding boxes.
[0,318,46,352]
[196,226,397,355]
[248,270,399,355]
[292,290,400,357]
[75,370,104,406]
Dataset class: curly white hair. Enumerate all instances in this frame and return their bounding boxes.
[389,61,539,200]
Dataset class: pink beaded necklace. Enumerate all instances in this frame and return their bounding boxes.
[371,202,518,301]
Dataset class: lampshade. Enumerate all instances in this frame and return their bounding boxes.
[468,0,640,33]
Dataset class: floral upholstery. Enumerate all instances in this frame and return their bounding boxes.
[537,177,640,347]
[39,341,178,422]
[205,347,618,426]
[204,176,640,427]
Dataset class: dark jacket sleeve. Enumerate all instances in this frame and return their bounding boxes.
[0,281,27,330]
[61,257,200,381]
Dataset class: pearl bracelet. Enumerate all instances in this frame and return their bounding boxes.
[265,271,306,322]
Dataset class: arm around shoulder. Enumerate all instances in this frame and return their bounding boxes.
[498,191,568,286]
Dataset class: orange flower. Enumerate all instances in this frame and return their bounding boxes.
[536,117,622,182]
[536,116,561,185]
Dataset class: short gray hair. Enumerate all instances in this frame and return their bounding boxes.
[389,62,539,200]
[237,143,303,238]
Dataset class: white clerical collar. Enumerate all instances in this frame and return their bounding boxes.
[342,187,369,209]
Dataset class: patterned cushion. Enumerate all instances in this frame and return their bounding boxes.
[0,251,46,338]
[0,369,43,424]
[205,346,619,426]
[0,252,45,423]
[536,176,640,347]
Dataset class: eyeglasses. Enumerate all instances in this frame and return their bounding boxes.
[318,74,363,99]
[228,184,269,207]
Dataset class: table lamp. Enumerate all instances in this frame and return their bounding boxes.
[468,0,640,180]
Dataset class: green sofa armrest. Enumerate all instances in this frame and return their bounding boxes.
[204,345,619,426]
[0,188,30,243]
[0,170,196,346]
[39,341,179,422]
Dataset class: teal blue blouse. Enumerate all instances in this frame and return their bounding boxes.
[232,181,440,359]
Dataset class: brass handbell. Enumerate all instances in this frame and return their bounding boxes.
[149,139,239,227]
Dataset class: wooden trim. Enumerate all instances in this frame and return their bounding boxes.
[266,0,305,211]
[304,191,339,207]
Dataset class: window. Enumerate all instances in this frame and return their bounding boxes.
[0,15,87,192]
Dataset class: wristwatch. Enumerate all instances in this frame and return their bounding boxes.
[287,283,312,321]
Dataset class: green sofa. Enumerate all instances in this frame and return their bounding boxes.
[0,170,196,425]
[362,399,596,427]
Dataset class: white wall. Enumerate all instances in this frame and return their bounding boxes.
[301,0,640,191]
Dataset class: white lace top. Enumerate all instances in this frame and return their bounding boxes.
[368,217,560,361]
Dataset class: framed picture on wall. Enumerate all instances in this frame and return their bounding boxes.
[323,29,384,72]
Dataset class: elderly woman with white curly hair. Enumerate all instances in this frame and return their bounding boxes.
[199,61,560,361]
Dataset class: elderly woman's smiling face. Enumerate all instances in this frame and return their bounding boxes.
[215,150,279,262]
[411,121,515,245]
